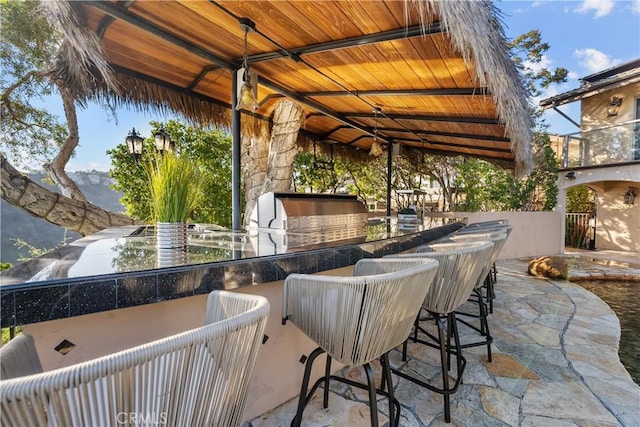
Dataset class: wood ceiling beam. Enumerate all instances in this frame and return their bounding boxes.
[86,1,509,161]
[111,65,228,108]
[394,137,513,154]
[88,1,235,69]
[320,125,350,138]
[96,1,136,39]
[299,88,490,97]
[188,65,222,90]
[345,112,502,125]
[376,127,510,143]
[87,1,382,141]
[410,147,514,165]
[245,23,442,64]
[257,77,381,140]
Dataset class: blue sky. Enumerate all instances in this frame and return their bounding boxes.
[19,0,640,172]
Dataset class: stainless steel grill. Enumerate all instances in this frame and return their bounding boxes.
[248,192,368,233]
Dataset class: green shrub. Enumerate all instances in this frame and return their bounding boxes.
[145,153,210,223]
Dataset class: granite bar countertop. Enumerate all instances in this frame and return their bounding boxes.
[1,218,463,328]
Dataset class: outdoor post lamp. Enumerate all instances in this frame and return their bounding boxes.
[154,127,174,153]
[606,96,623,117]
[125,127,144,160]
[623,186,638,205]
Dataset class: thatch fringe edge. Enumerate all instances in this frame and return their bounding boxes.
[42,0,533,175]
[411,0,534,176]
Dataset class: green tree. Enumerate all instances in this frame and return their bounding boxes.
[292,150,390,208]
[109,120,232,227]
[451,30,566,212]
[1,0,67,169]
[566,186,595,213]
[1,0,134,234]
[454,135,558,212]
[509,30,569,99]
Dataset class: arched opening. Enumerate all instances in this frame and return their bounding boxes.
[565,185,597,249]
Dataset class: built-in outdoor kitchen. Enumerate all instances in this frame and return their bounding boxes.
[1,192,463,419]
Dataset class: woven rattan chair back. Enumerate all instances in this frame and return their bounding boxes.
[283,260,439,366]
[354,257,439,276]
[0,334,43,380]
[439,233,509,289]
[389,241,494,314]
[0,291,269,427]
[462,219,508,229]
[454,223,512,236]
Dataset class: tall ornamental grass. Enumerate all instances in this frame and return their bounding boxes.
[146,153,208,223]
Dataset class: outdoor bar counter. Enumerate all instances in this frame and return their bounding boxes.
[0,217,463,420]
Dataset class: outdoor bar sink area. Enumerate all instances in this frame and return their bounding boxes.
[0,207,464,421]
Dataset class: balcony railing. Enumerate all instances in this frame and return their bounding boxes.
[561,119,640,168]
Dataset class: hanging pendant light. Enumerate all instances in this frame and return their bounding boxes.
[369,107,383,156]
[236,19,259,112]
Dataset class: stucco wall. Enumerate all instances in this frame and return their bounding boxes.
[557,164,640,253]
[432,211,563,258]
[580,82,639,165]
[23,271,350,422]
[581,82,638,131]
[594,183,640,252]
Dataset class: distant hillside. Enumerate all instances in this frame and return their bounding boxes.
[1,171,126,266]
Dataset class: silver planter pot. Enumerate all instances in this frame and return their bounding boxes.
[156,222,188,250]
[157,247,188,268]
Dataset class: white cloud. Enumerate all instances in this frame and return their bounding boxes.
[574,48,617,74]
[574,0,615,18]
[567,71,580,80]
[536,80,576,107]
[631,0,640,14]
[531,0,551,7]
[524,54,553,74]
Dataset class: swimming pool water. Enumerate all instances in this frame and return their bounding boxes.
[575,280,639,385]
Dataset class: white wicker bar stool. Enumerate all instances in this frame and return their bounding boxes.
[283,258,439,427]
[0,291,269,427]
[458,219,508,230]
[419,233,508,362]
[451,224,512,312]
[386,240,494,423]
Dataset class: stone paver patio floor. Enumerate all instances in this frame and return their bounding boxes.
[250,256,640,427]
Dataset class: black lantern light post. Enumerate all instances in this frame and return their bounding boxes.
[154,126,174,154]
[125,127,144,160]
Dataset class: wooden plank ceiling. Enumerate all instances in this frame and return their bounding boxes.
[77,0,519,166]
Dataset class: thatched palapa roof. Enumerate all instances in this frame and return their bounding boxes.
[42,0,533,175]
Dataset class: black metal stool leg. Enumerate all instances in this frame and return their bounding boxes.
[478,294,492,362]
[292,347,325,427]
[364,363,379,427]
[381,352,400,427]
[489,263,497,313]
[436,316,451,423]
[450,313,464,378]
[474,289,486,336]
[323,355,332,408]
[446,315,453,371]
[403,313,420,361]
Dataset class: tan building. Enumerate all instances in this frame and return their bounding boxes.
[541,58,640,253]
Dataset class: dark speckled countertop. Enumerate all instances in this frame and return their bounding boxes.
[0,218,463,328]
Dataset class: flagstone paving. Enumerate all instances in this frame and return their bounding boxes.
[250,256,640,426]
